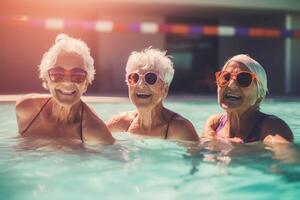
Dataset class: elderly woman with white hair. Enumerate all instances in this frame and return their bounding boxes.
[15,34,115,144]
[204,54,293,143]
[107,48,199,142]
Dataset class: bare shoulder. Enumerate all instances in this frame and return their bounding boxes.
[106,111,136,132]
[168,113,199,142]
[16,93,50,114]
[15,94,51,134]
[81,103,115,144]
[261,114,294,142]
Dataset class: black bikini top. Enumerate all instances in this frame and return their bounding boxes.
[127,112,177,139]
[21,97,84,142]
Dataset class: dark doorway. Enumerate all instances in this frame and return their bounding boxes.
[166,18,219,95]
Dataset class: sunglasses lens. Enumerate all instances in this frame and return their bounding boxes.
[219,72,231,86]
[48,67,65,82]
[237,72,253,87]
[48,67,87,83]
[145,73,158,85]
[128,73,139,85]
[71,68,87,83]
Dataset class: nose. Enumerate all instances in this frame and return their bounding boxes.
[227,76,238,88]
[137,76,146,87]
[62,75,73,83]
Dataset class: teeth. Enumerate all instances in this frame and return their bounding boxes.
[137,92,150,95]
[227,94,240,98]
[58,89,76,95]
[136,92,152,98]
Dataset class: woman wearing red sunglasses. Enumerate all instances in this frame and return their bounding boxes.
[15,34,115,144]
[204,54,293,144]
[107,48,199,142]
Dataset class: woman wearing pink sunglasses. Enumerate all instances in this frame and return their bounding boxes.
[107,48,199,142]
[15,34,115,145]
[204,54,293,144]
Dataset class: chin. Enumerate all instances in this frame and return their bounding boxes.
[132,101,152,109]
[133,99,160,111]
[52,93,81,108]
[220,101,241,112]
[57,98,80,107]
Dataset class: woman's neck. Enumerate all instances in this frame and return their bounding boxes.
[50,100,82,124]
[136,103,165,133]
[227,106,260,138]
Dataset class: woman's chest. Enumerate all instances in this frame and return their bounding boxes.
[24,117,82,140]
[128,123,168,138]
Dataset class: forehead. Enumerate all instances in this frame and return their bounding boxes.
[223,61,250,73]
[54,51,85,69]
[131,66,160,75]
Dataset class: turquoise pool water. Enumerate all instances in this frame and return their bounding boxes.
[0,99,299,200]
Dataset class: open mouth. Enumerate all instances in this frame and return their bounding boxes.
[56,89,77,96]
[224,93,242,101]
[136,92,152,99]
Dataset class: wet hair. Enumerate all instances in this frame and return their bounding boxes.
[125,47,175,86]
[223,54,268,99]
[38,33,95,84]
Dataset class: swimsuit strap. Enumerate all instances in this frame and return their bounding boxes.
[21,97,52,135]
[126,112,177,139]
[79,101,84,142]
[164,113,177,139]
[126,112,138,132]
[244,113,269,143]
[215,113,270,143]
[216,114,227,134]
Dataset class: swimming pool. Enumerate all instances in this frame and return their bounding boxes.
[0,99,299,199]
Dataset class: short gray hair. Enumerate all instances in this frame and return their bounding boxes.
[223,54,268,99]
[125,47,175,86]
[39,33,95,84]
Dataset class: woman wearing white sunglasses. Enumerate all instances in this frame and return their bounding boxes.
[107,48,198,142]
[204,54,293,144]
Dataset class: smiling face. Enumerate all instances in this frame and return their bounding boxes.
[217,61,259,115]
[45,51,88,107]
[127,68,168,110]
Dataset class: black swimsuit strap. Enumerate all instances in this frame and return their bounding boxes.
[79,101,84,142]
[164,113,177,139]
[21,97,52,135]
[127,112,177,139]
[244,113,268,142]
[127,112,138,132]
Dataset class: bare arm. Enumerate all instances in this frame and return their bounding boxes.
[82,104,115,145]
[262,116,294,144]
[106,111,134,132]
[168,117,199,142]
[202,113,223,138]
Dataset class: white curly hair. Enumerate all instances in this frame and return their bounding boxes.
[38,33,95,84]
[125,47,175,86]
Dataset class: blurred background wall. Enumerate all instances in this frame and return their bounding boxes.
[1,0,300,96]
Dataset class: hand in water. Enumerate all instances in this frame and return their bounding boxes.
[228,137,244,144]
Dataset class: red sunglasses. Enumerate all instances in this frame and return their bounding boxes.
[127,71,162,86]
[215,71,257,88]
[48,67,87,83]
